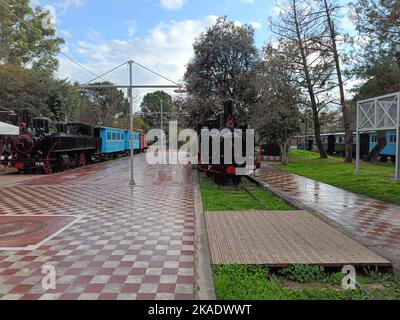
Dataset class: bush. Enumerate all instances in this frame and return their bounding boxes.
[279,265,326,283]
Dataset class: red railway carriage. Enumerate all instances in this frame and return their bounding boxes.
[140,133,148,152]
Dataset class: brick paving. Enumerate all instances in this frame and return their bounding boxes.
[254,165,400,267]
[0,154,195,300]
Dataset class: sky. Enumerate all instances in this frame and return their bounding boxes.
[29,0,356,103]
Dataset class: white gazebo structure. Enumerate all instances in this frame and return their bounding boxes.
[0,121,19,136]
[356,92,400,181]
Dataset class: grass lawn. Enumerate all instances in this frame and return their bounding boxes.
[278,150,400,205]
[199,173,293,211]
[213,265,400,300]
[199,170,400,300]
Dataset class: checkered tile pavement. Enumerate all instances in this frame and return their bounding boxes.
[255,166,400,265]
[0,155,195,300]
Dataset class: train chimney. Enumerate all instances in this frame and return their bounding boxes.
[21,108,33,129]
[224,99,233,118]
[33,117,50,134]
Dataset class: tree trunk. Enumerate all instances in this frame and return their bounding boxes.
[292,0,327,159]
[395,52,400,68]
[312,110,328,158]
[279,139,289,165]
[364,131,387,163]
[322,0,352,163]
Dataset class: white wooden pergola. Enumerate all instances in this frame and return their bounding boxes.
[356,92,400,181]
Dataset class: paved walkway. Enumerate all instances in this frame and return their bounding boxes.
[0,155,195,300]
[254,165,400,268]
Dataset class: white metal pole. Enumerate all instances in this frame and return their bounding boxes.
[396,93,400,181]
[161,99,164,150]
[128,60,135,186]
[356,131,361,174]
[356,102,361,174]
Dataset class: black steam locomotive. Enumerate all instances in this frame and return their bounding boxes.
[2,110,98,174]
[197,100,258,185]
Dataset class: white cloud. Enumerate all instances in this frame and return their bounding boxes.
[127,20,137,37]
[269,5,286,16]
[57,16,218,104]
[56,0,85,14]
[160,0,186,11]
[251,21,262,29]
[59,29,72,38]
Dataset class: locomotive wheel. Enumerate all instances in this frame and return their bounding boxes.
[78,153,87,167]
[43,161,52,175]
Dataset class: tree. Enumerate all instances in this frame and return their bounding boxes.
[47,79,81,123]
[270,0,336,159]
[0,64,50,116]
[80,83,129,127]
[140,91,173,128]
[0,0,64,73]
[352,57,400,162]
[252,45,301,164]
[351,0,400,97]
[318,0,353,162]
[184,17,259,123]
[0,64,83,125]
[353,0,400,67]
[351,0,400,162]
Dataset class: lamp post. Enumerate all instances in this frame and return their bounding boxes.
[80,60,184,187]
[160,99,164,150]
[128,61,135,186]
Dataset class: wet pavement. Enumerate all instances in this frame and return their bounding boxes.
[0,154,195,300]
[254,165,400,267]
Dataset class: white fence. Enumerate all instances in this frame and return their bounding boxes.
[356,92,400,181]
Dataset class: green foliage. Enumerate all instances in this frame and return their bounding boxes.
[0,0,64,73]
[354,56,400,100]
[184,16,259,125]
[351,0,400,99]
[80,82,129,127]
[47,79,81,122]
[0,64,49,116]
[213,265,400,300]
[140,91,173,128]
[279,265,326,283]
[199,173,292,211]
[280,150,400,205]
[0,64,81,124]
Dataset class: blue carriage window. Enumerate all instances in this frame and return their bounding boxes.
[107,132,111,141]
[390,134,396,143]
[113,133,116,140]
[371,135,377,143]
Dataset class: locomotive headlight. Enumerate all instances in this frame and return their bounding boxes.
[0,155,4,161]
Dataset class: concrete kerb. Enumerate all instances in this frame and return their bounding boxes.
[192,168,217,300]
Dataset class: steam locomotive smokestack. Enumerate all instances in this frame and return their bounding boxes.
[21,109,33,128]
[224,99,233,119]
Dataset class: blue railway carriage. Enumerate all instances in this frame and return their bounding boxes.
[125,131,140,152]
[95,127,141,156]
[370,131,397,162]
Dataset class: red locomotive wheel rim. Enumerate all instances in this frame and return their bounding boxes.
[43,161,52,175]
[79,153,86,167]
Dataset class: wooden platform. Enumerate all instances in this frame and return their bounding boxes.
[205,211,390,267]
